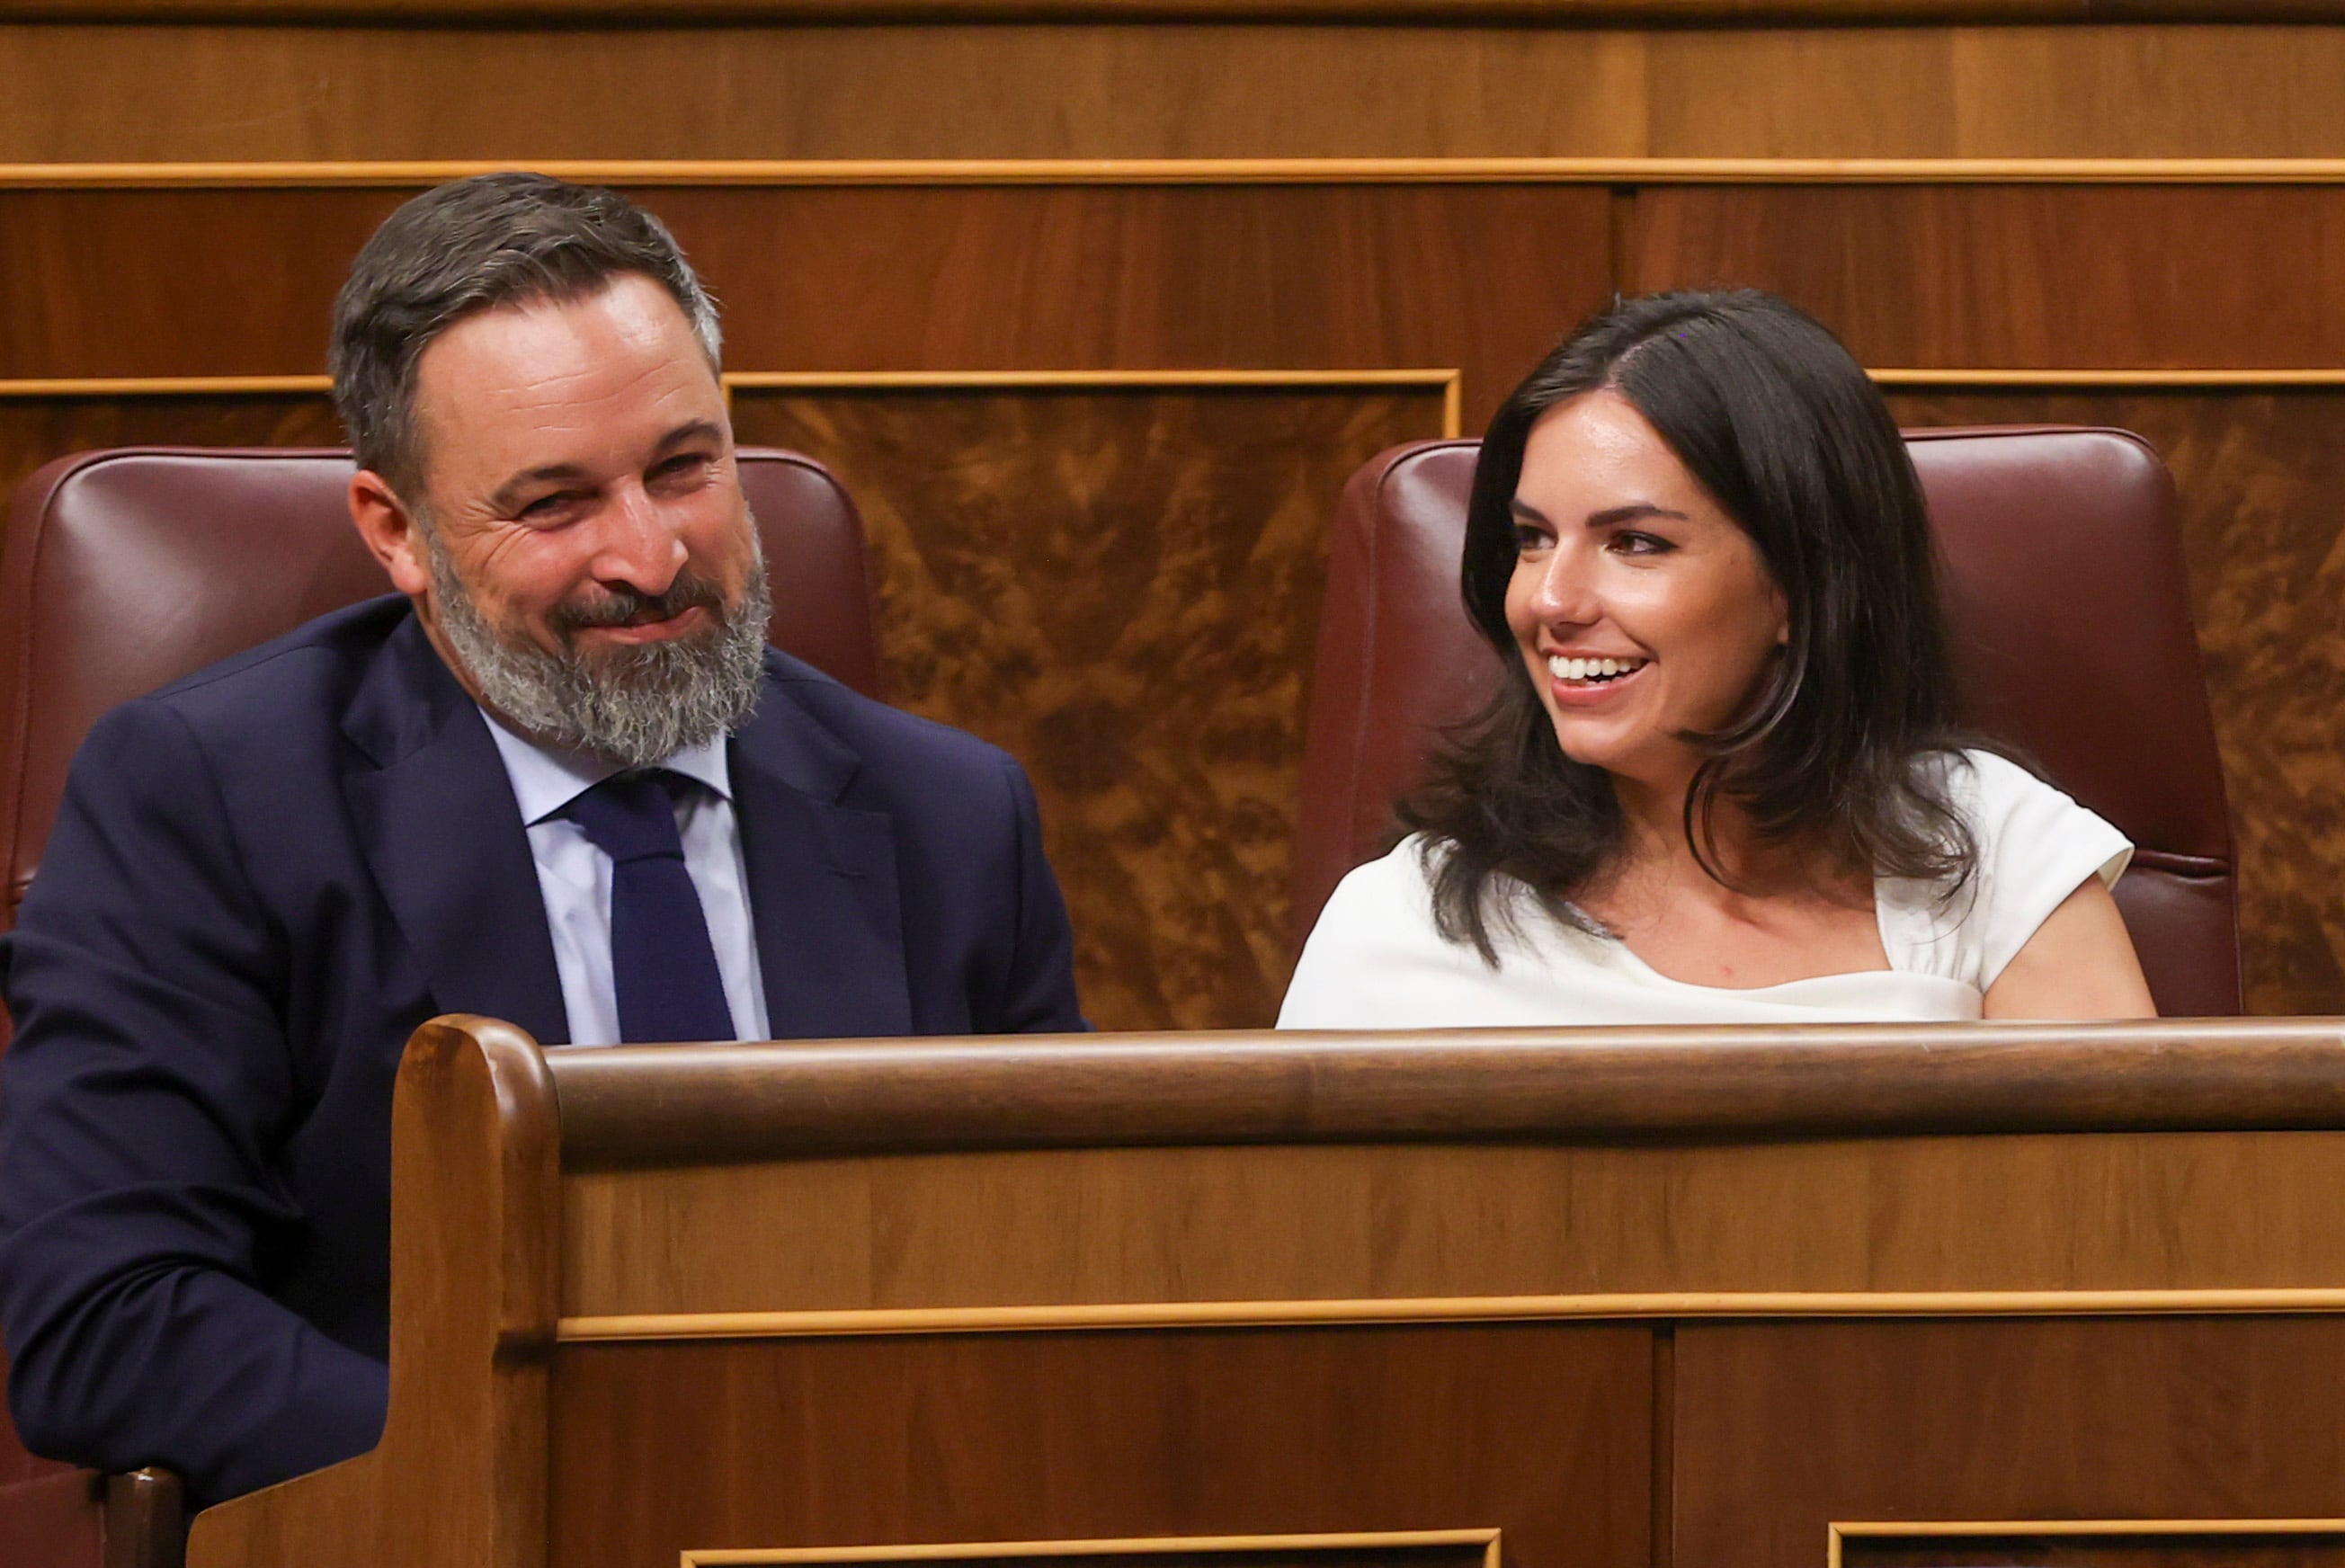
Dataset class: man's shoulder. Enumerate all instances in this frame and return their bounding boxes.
[67,598,429,799]
[137,596,415,728]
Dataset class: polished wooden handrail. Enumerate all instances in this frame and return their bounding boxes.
[548,1019,2345,1168]
[0,0,2329,23]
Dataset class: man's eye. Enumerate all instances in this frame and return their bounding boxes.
[649,454,713,489]
[518,492,583,521]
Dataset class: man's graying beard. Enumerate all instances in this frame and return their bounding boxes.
[426,519,771,768]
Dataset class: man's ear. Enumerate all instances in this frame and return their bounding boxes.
[349,469,433,600]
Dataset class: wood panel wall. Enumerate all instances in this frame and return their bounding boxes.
[14,25,2345,164]
[730,384,1450,1028]
[5,168,2342,1024]
[8,22,2344,1029]
[12,1,2341,19]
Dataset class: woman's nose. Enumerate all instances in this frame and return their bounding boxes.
[1529,545,1602,627]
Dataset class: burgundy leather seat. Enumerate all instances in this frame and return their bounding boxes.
[1294,428,2240,1020]
[0,443,881,1564]
[2,446,880,934]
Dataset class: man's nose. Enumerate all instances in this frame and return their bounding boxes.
[589,484,688,596]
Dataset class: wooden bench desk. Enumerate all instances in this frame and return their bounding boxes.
[189,1017,2345,1568]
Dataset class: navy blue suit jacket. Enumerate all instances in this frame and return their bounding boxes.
[0,597,1083,1505]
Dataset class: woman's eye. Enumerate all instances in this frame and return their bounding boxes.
[1511,522,1550,552]
[1610,530,1673,557]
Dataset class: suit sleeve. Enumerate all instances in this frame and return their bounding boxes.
[0,699,387,1506]
[989,755,1087,1032]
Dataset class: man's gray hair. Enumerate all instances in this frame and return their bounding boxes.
[328,172,723,503]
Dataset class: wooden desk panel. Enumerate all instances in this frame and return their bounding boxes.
[1675,1318,2345,1568]
[560,1131,2345,1323]
[545,1323,1651,1568]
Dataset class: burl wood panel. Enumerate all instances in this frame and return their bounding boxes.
[558,1130,2345,1316]
[10,24,2345,162]
[1885,390,2345,1019]
[1673,1318,2345,1568]
[546,1323,1651,1568]
[1849,1534,2345,1567]
[1628,185,2345,370]
[0,393,339,523]
[730,386,1447,1030]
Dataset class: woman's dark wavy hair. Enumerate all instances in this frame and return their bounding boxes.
[1398,288,1979,963]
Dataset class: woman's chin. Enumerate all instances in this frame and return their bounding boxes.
[1546,718,1628,774]
[1545,717,1685,789]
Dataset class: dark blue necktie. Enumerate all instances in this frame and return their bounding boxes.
[565,771,738,1045]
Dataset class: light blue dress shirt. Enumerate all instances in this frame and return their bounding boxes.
[480,710,771,1047]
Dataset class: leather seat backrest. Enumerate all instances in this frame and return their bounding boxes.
[1294,428,2241,1018]
[0,446,880,933]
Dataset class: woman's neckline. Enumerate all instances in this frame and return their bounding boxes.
[1557,885,1902,994]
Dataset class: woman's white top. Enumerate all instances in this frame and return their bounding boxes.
[1278,750,2131,1029]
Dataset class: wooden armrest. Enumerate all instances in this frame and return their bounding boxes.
[103,1468,184,1568]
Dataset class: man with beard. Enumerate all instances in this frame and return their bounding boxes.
[0,174,1084,1508]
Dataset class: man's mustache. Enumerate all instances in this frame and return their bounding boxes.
[549,572,729,636]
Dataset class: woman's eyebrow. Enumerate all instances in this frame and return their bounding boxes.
[1585,503,1690,529]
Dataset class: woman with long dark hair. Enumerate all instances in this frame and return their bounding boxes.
[1279,290,2154,1026]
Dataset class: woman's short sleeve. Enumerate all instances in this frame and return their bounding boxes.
[1278,841,1444,1029]
[1278,837,1577,1029]
[1880,750,2133,993]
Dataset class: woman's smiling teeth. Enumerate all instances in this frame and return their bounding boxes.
[1547,655,1649,684]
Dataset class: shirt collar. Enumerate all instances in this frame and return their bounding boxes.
[478,707,734,828]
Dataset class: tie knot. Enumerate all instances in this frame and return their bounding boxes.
[565,771,691,864]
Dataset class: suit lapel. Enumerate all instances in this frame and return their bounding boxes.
[339,617,571,1047]
[731,669,912,1039]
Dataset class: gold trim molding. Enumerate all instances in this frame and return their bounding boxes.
[685,1529,1503,1568]
[727,368,1464,438]
[14,157,2345,189]
[9,368,2335,410]
[557,1287,2345,1345]
[0,375,333,397]
[1828,1516,2345,1568]
[0,369,1467,436]
[14,370,2332,413]
[727,368,1451,388]
[1870,368,2345,387]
